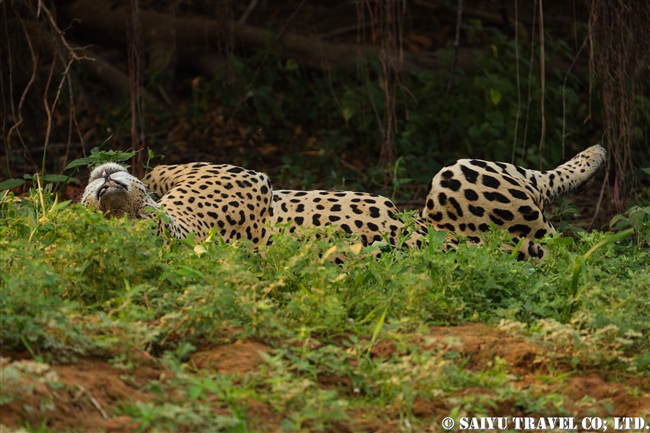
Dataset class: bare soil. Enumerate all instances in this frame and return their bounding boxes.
[2,323,648,432]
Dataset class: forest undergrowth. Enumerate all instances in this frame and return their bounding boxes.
[1,177,649,432]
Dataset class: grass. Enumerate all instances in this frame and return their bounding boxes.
[1,188,649,432]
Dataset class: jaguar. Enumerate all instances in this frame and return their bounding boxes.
[82,144,606,260]
[420,144,606,260]
[82,162,273,243]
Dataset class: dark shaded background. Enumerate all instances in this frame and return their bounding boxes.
[2,0,649,227]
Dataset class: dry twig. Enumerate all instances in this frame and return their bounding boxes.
[74,385,109,420]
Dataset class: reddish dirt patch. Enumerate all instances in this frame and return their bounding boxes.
[425,322,547,374]
[370,341,398,359]
[243,397,284,431]
[1,356,163,433]
[3,328,648,432]
[190,340,269,373]
[421,323,650,417]
[562,373,650,417]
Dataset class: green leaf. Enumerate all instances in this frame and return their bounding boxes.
[509,237,525,259]
[584,228,635,260]
[0,178,25,190]
[42,174,80,183]
[52,200,72,211]
[64,157,96,170]
[65,143,134,170]
[551,237,574,247]
[341,106,355,123]
[609,215,629,228]
[628,210,646,231]
[188,386,203,400]
[562,228,634,323]
[489,87,502,105]
[371,306,388,344]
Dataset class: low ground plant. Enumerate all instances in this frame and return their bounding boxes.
[1,184,648,431]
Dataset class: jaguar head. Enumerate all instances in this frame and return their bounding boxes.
[81,163,158,219]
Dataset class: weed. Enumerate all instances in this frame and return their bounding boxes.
[611,206,650,249]
[1,184,649,430]
[561,228,635,323]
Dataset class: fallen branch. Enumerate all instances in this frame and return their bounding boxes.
[413,0,529,38]
[60,0,479,75]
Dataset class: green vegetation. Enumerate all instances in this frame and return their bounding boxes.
[185,23,608,193]
[2,12,650,432]
[1,184,648,432]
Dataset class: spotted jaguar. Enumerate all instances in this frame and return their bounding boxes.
[82,162,273,243]
[82,145,606,260]
[420,144,606,260]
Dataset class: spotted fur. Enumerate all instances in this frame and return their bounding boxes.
[269,190,428,248]
[420,144,607,260]
[142,167,427,248]
[83,162,273,242]
[82,145,606,261]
